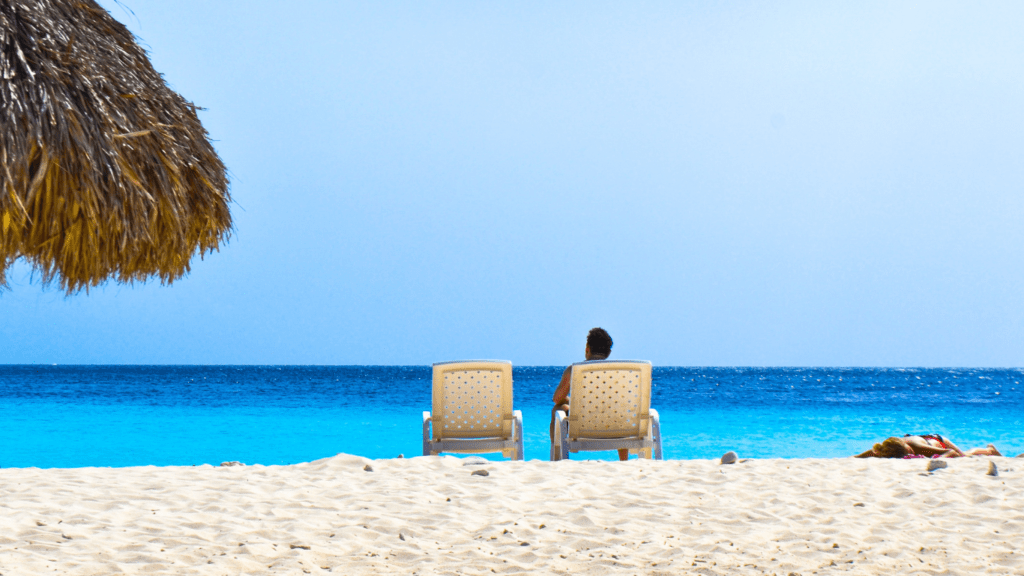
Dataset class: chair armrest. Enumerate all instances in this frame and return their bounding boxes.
[422,412,432,456]
[553,410,569,461]
[648,409,662,460]
[513,410,524,461]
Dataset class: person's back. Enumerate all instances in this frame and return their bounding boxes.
[550,327,630,460]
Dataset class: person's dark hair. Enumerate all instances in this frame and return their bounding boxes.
[587,327,613,358]
[874,437,910,458]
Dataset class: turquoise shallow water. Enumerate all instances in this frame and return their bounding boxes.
[1,366,1021,467]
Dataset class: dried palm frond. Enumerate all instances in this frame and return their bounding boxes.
[1,0,231,293]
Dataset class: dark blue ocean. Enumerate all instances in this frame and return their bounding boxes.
[1,366,1021,468]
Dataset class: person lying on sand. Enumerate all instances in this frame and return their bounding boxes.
[550,327,631,461]
[855,434,1002,458]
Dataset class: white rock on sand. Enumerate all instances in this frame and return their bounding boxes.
[0,455,1021,575]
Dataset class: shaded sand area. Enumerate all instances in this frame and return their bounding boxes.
[0,455,1021,575]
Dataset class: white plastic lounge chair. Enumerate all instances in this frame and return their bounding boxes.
[551,360,662,460]
[422,360,524,460]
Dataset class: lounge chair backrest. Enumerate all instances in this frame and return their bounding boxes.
[431,361,514,440]
[567,360,652,440]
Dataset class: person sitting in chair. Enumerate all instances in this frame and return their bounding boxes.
[550,327,629,461]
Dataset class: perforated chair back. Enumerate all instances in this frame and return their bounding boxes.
[567,360,652,440]
[431,361,514,441]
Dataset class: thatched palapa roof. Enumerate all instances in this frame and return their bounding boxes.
[0,0,230,293]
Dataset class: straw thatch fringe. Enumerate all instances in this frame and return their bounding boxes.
[1,0,230,293]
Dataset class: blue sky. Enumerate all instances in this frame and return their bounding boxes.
[2,1,1023,366]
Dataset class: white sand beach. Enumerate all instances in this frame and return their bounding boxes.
[1,455,1021,575]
